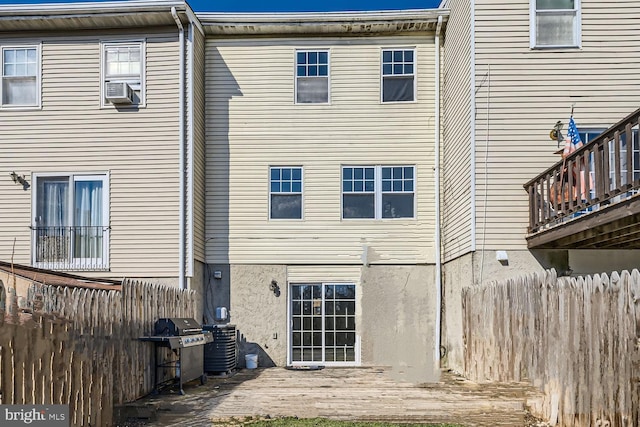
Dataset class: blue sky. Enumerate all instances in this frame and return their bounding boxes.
[0,0,442,12]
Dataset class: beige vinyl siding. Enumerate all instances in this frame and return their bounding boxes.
[0,29,181,279]
[205,36,436,265]
[474,0,640,250]
[442,0,474,261]
[193,28,207,263]
[287,265,362,284]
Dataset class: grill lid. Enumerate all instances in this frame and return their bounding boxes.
[155,318,202,336]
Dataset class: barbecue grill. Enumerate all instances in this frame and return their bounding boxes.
[139,318,213,395]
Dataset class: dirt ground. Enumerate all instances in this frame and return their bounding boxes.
[119,367,549,427]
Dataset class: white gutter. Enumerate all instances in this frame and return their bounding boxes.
[197,8,448,23]
[0,0,185,15]
[172,6,186,290]
[470,0,477,251]
[434,14,443,366]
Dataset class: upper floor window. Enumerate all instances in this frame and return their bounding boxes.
[381,49,415,103]
[296,50,329,104]
[1,46,39,107]
[342,166,415,219]
[531,0,581,48]
[102,41,144,107]
[270,167,303,219]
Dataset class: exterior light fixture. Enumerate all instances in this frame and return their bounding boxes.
[10,172,29,190]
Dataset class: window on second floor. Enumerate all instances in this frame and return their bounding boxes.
[342,166,415,219]
[270,167,303,219]
[1,46,39,108]
[381,49,415,103]
[531,0,581,48]
[296,50,329,104]
[102,41,144,107]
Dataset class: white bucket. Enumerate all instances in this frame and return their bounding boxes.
[245,353,258,369]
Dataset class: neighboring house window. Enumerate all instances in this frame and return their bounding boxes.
[342,166,415,219]
[102,41,144,106]
[33,174,109,270]
[381,49,415,103]
[1,46,39,107]
[270,167,303,219]
[296,50,329,104]
[531,0,580,48]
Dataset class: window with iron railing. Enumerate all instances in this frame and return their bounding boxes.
[33,173,109,271]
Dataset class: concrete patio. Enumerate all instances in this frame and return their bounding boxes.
[123,367,548,427]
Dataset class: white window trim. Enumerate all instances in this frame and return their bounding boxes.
[380,47,417,104]
[100,39,146,108]
[530,0,582,49]
[341,165,416,220]
[269,166,304,220]
[0,43,42,110]
[287,282,361,367]
[294,49,331,105]
[31,171,110,269]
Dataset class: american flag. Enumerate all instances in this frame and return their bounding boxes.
[563,116,583,156]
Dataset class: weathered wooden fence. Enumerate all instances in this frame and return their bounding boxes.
[0,277,197,426]
[463,269,640,426]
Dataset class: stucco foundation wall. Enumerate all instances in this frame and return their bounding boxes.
[361,264,438,382]
[229,264,288,367]
[217,263,439,378]
[569,250,640,276]
[441,252,473,373]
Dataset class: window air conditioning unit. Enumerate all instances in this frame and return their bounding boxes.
[105,82,134,104]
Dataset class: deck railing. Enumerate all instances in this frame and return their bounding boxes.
[32,225,109,271]
[524,109,640,234]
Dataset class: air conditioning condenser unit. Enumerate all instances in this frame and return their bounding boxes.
[105,82,134,104]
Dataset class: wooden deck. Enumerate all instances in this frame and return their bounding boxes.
[138,367,547,427]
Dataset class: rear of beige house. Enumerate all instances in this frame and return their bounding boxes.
[0,1,206,293]
[200,11,446,379]
[441,0,640,371]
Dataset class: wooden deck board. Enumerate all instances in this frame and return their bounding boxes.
[141,367,545,426]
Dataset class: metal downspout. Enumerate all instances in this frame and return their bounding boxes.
[434,15,443,366]
[172,7,186,290]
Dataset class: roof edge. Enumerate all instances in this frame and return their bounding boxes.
[197,8,448,22]
[0,0,187,16]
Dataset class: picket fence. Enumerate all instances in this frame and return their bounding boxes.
[0,277,197,426]
[463,269,640,426]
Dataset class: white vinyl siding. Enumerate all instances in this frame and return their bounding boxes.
[192,28,207,263]
[0,29,182,279]
[205,36,436,265]
[473,0,640,250]
[1,45,40,108]
[442,0,474,261]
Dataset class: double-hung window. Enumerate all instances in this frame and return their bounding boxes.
[342,166,415,219]
[531,0,581,48]
[33,174,109,270]
[381,49,415,103]
[102,41,144,106]
[2,46,39,107]
[295,50,329,104]
[270,167,303,219]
